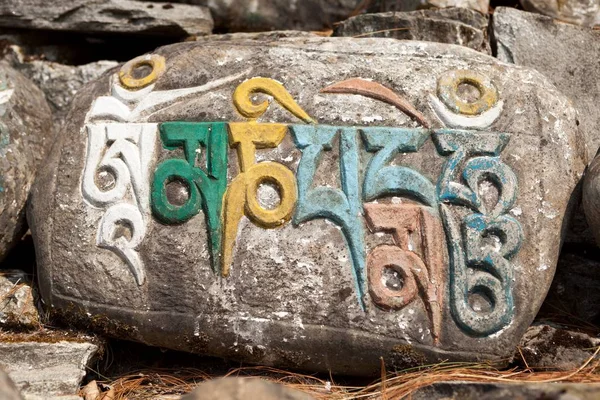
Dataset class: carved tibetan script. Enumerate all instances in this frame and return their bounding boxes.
[81,55,523,342]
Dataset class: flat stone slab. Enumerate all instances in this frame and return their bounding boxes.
[334,7,491,54]
[0,0,213,37]
[0,338,98,399]
[29,37,585,375]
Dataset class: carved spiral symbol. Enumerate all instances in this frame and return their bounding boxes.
[233,77,314,123]
[119,54,166,90]
[437,70,498,116]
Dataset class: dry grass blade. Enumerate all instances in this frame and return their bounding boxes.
[100,347,600,399]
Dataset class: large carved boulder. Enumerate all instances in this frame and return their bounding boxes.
[0,62,53,261]
[29,37,586,375]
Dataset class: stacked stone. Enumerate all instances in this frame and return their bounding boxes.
[0,1,600,399]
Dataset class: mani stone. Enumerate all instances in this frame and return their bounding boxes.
[29,36,585,375]
[367,0,489,15]
[0,0,213,37]
[181,378,314,400]
[521,0,600,27]
[333,7,491,54]
[0,62,53,261]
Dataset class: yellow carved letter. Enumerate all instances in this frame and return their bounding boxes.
[222,77,315,276]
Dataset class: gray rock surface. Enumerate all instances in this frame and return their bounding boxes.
[0,0,213,37]
[521,0,600,27]
[29,37,585,375]
[0,271,39,330]
[519,324,600,371]
[0,339,98,400]
[367,0,489,14]
[411,381,600,399]
[0,62,53,261]
[181,378,314,400]
[334,7,490,53]
[0,369,23,400]
[6,51,118,126]
[146,0,359,32]
[493,7,600,162]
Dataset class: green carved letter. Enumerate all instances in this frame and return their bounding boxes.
[151,122,228,273]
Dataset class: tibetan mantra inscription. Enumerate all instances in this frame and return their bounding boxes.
[80,57,522,343]
[31,40,584,376]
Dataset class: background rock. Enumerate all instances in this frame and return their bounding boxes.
[0,338,99,400]
[0,0,213,37]
[181,378,314,400]
[334,7,491,53]
[0,62,53,261]
[0,271,39,330]
[145,0,359,32]
[5,50,118,126]
[521,0,600,27]
[518,324,600,371]
[493,7,600,163]
[366,0,489,14]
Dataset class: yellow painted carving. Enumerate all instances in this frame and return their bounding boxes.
[233,77,315,123]
[437,70,498,116]
[221,122,298,277]
[119,54,166,90]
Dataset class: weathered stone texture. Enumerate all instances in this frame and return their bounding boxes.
[29,37,585,375]
[334,7,490,54]
[0,340,98,399]
[367,0,489,14]
[181,378,314,400]
[0,62,53,261]
[521,0,600,27]
[0,0,213,37]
